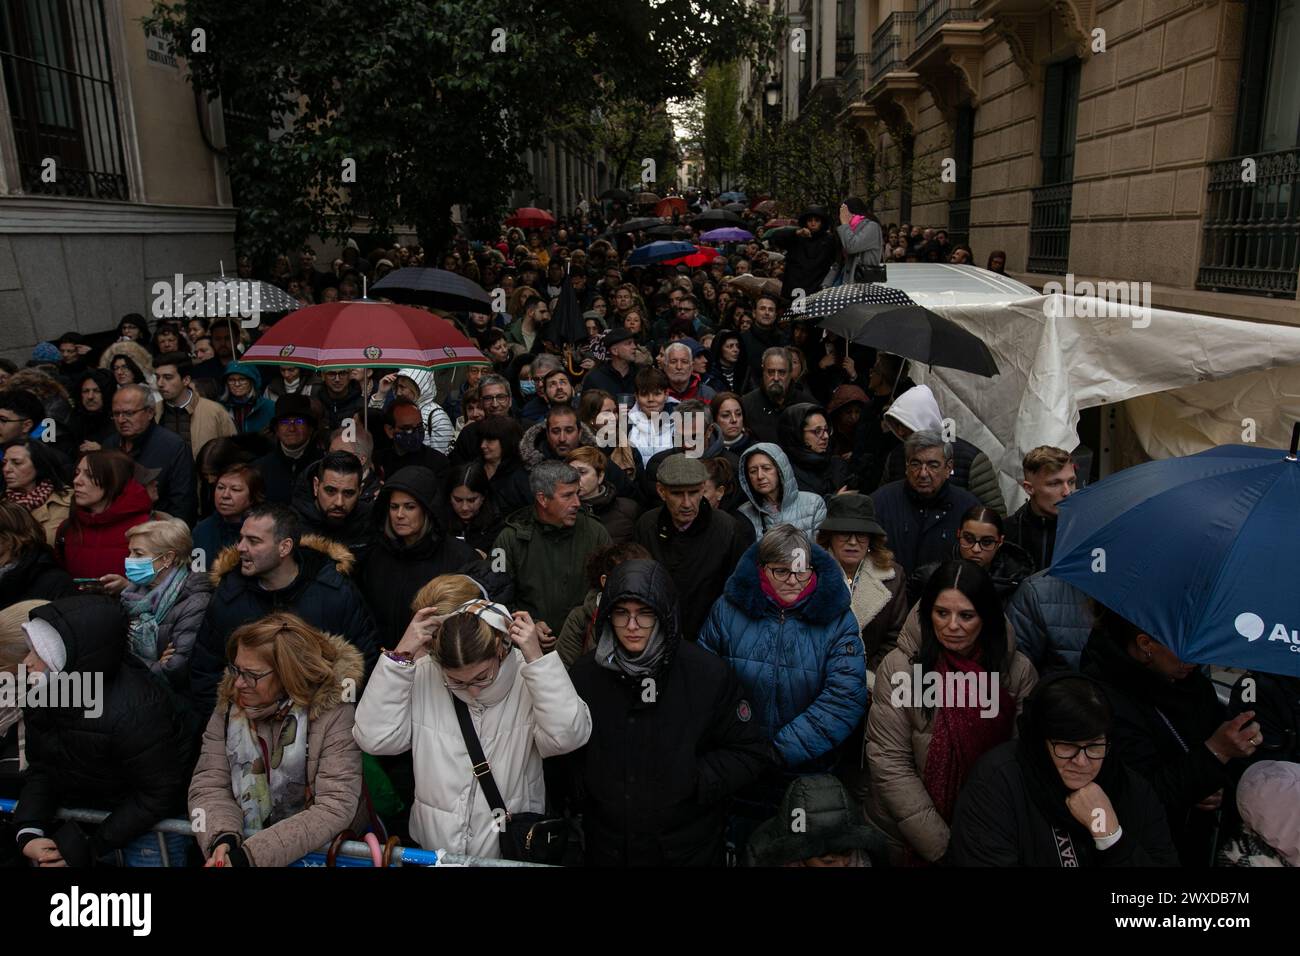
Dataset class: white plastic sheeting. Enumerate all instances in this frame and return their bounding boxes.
[893,293,1300,510]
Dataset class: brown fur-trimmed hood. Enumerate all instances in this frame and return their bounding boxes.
[208,533,356,586]
[519,419,598,470]
[216,631,364,721]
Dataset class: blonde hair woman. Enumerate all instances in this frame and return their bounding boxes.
[0,600,48,786]
[188,612,366,867]
[410,573,486,615]
[353,597,591,859]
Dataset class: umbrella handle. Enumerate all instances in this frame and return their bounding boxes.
[1290,422,1300,460]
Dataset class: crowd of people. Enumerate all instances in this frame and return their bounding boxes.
[0,192,1295,870]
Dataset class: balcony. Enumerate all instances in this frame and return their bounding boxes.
[840,53,870,105]
[1027,182,1073,275]
[915,0,985,48]
[1196,148,1300,299]
[871,13,917,85]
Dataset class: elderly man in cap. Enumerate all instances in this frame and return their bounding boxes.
[634,452,751,639]
[581,327,640,400]
[253,394,323,504]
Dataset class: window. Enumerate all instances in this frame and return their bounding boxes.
[1028,58,1080,274]
[0,0,128,199]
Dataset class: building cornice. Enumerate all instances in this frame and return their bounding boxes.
[0,198,236,234]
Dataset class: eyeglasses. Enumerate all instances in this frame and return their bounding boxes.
[277,417,308,427]
[481,393,510,405]
[0,416,26,425]
[442,658,500,691]
[227,663,274,686]
[804,426,830,437]
[906,459,947,473]
[1050,741,1109,760]
[834,532,868,543]
[960,532,1000,551]
[610,608,657,628]
[765,565,814,584]
[111,407,150,419]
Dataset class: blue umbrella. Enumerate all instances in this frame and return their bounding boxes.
[719,191,747,202]
[1050,430,1300,676]
[626,240,698,266]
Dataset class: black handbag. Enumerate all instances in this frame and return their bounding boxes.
[450,694,568,865]
[853,261,887,284]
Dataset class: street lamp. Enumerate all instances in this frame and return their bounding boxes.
[764,79,781,109]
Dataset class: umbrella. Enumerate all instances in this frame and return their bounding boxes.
[635,191,661,205]
[783,281,912,321]
[202,278,300,317]
[754,200,777,214]
[626,240,698,267]
[664,245,722,268]
[1049,430,1300,676]
[371,267,493,313]
[644,223,680,239]
[692,209,746,228]
[763,219,796,232]
[700,227,755,243]
[720,191,747,202]
[821,302,999,376]
[604,217,667,237]
[548,263,587,347]
[655,197,688,218]
[242,300,486,371]
[726,274,785,300]
[504,206,555,229]
[723,202,747,213]
[599,188,631,202]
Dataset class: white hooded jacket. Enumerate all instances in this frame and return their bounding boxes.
[396,367,455,454]
[883,384,943,434]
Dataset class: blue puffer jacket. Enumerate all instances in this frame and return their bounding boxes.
[736,442,827,538]
[1006,570,1095,673]
[698,541,867,771]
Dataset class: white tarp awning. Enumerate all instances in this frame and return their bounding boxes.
[893,293,1300,510]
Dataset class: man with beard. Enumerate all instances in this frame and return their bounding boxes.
[293,450,374,560]
[740,347,796,445]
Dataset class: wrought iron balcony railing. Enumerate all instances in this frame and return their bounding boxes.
[1027,182,1074,275]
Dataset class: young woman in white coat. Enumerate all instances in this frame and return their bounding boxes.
[353,597,592,859]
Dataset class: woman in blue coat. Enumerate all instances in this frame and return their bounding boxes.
[699,524,867,854]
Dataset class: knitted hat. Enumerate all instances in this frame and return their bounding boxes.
[30,342,60,364]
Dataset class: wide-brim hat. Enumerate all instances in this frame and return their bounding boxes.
[819,492,885,536]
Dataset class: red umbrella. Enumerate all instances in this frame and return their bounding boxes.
[242,301,485,371]
[655,197,688,218]
[504,206,555,229]
[663,245,722,268]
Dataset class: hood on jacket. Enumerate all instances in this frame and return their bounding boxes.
[396,367,437,401]
[746,773,888,866]
[884,384,941,435]
[723,539,849,624]
[216,631,364,721]
[519,419,598,470]
[738,441,800,513]
[28,594,126,679]
[592,558,681,678]
[222,361,264,393]
[776,403,825,456]
[209,532,357,586]
[798,206,832,231]
[373,465,441,521]
[98,341,154,378]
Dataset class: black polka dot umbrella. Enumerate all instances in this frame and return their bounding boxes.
[781,282,914,322]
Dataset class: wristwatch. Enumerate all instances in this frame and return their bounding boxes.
[383,648,415,666]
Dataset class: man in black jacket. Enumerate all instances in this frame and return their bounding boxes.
[1004,445,1077,571]
[741,293,788,380]
[254,394,323,504]
[581,328,639,400]
[187,502,378,721]
[771,207,838,303]
[105,384,196,523]
[292,450,374,561]
[568,559,772,866]
[634,454,750,640]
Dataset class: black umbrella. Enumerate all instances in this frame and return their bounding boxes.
[548,263,587,347]
[692,209,745,228]
[644,223,680,239]
[823,302,1000,377]
[723,202,747,212]
[371,267,493,313]
[604,217,667,236]
[599,188,632,202]
[781,281,912,321]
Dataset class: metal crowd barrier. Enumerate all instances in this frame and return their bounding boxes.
[0,799,548,867]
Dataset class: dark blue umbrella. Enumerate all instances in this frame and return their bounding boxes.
[371,267,492,313]
[626,240,697,266]
[1050,429,1300,676]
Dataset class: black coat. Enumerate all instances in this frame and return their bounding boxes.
[254,443,323,505]
[14,596,191,857]
[360,466,511,649]
[951,740,1178,866]
[1003,500,1059,572]
[568,560,772,866]
[870,478,982,576]
[1081,629,1230,866]
[1229,671,1300,765]
[582,360,639,400]
[777,403,855,498]
[0,548,75,607]
[188,535,379,722]
[739,387,793,446]
[291,462,376,563]
[907,539,1035,609]
[771,223,838,302]
[634,500,749,640]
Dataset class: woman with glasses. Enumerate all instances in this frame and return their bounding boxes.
[950,673,1178,866]
[569,559,771,865]
[776,403,854,499]
[189,611,366,867]
[906,506,1033,608]
[700,525,866,850]
[866,560,1037,865]
[353,597,591,859]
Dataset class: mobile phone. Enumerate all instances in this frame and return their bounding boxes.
[73,578,105,592]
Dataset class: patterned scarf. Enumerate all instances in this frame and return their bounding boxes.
[226,699,310,832]
[121,567,189,667]
[5,479,53,511]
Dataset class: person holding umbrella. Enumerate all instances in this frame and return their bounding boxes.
[1080,604,1263,866]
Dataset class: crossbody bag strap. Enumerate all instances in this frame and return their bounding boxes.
[451,693,510,819]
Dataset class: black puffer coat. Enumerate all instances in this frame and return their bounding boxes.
[360,466,511,649]
[0,548,75,608]
[777,403,855,498]
[14,595,191,858]
[568,560,773,866]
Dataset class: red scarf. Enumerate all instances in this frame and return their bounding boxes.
[911,650,1015,864]
[760,571,818,608]
[5,479,53,511]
